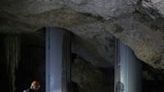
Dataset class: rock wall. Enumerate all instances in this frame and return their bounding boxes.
[0,0,164,69]
[71,55,114,92]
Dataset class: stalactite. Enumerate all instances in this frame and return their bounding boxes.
[5,35,20,92]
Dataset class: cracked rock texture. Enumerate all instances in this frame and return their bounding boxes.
[0,0,164,69]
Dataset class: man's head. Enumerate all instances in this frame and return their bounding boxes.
[30,80,40,91]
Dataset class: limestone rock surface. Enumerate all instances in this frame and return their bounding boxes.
[0,0,164,69]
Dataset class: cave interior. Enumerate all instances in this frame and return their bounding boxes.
[0,28,164,92]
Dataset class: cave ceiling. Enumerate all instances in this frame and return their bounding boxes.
[0,0,164,69]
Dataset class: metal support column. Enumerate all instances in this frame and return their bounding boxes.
[115,40,142,92]
[45,28,71,92]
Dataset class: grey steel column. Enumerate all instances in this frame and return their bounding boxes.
[115,40,142,92]
[45,28,71,92]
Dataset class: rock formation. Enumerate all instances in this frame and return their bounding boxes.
[0,0,164,69]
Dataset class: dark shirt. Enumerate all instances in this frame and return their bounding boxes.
[23,88,38,92]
